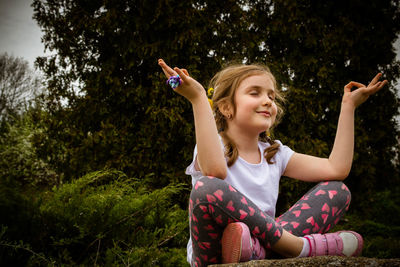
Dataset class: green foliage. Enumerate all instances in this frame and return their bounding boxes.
[31,0,269,184]
[0,170,48,265]
[39,170,189,265]
[1,170,189,265]
[0,226,56,266]
[331,187,400,258]
[332,213,400,259]
[256,0,400,208]
[31,0,400,203]
[0,111,58,188]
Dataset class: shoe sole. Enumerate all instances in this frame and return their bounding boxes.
[221,223,251,263]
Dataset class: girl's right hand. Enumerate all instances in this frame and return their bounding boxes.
[159,60,227,179]
[158,59,206,103]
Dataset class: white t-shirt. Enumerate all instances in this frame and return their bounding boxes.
[185,138,294,264]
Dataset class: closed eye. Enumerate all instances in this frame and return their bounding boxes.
[250,90,259,95]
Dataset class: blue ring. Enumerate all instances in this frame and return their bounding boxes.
[167,75,182,89]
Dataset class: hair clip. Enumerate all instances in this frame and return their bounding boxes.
[207,88,214,108]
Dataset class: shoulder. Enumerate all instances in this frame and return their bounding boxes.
[259,139,294,160]
[258,139,284,149]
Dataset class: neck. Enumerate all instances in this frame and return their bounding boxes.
[225,125,260,153]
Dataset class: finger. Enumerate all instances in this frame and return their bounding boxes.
[174,67,189,82]
[158,59,177,77]
[182,68,190,76]
[344,81,365,92]
[158,59,173,77]
[158,59,176,76]
[367,73,382,87]
[379,79,388,89]
[368,79,388,95]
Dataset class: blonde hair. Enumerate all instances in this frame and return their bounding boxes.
[209,63,285,166]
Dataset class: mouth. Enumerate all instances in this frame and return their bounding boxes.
[256,111,271,117]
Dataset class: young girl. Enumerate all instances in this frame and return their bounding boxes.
[158,59,387,267]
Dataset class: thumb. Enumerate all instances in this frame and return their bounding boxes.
[344,81,365,93]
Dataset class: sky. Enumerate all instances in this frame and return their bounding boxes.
[0,0,48,68]
[0,0,399,126]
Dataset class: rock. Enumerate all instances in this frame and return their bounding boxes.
[209,256,400,267]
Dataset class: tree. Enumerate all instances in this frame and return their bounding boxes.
[32,0,399,205]
[246,0,400,208]
[32,0,251,183]
[0,53,42,122]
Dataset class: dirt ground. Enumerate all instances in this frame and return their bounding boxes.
[209,256,400,267]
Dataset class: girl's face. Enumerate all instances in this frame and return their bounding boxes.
[229,74,278,135]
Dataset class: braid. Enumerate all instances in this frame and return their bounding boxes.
[220,131,239,167]
[259,131,280,164]
[264,136,280,164]
[221,131,280,166]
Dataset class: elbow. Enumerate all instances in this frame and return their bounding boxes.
[203,166,227,180]
[335,173,348,181]
[327,161,352,181]
[333,168,351,181]
[198,156,228,179]
[218,168,228,179]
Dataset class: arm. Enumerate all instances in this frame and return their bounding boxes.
[284,73,387,182]
[158,59,227,179]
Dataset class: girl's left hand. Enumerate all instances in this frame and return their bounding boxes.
[342,73,388,108]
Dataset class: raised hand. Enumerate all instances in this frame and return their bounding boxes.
[158,59,206,103]
[343,73,388,108]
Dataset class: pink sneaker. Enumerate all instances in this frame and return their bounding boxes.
[305,231,363,257]
[221,222,266,263]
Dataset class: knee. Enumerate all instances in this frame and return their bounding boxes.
[323,181,351,208]
[190,176,226,202]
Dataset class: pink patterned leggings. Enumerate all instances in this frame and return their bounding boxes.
[189,176,351,266]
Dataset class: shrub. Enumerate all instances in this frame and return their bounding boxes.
[1,170,189,266]
[331,187,400,259]
[0,112,58,189]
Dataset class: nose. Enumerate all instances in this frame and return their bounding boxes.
[262,94,272,106]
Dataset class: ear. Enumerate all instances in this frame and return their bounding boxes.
[217,99,233,118]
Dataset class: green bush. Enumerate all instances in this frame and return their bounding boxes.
[331,187,400,259]
[332,214,400,259]
[0,112,58,189]
[1,170,189,266]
